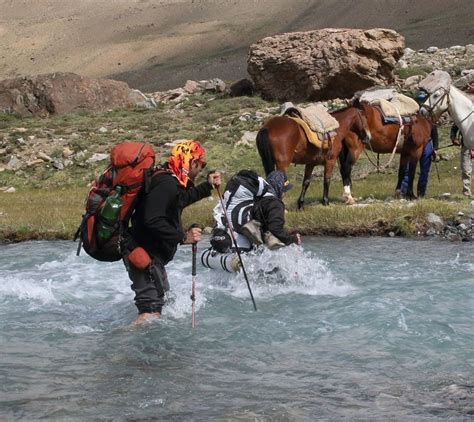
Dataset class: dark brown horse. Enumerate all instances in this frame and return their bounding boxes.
[338,102,433,202]
[256,107,371,208]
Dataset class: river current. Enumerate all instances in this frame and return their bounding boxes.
[0,237,473,420]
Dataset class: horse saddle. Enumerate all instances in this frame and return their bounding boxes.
[360,89,419,125]
[282,103,339,149]
[371,96,419,120]
[288,116,336,149]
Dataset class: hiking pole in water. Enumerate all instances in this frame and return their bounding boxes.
[188,223,202,328]
[191,242,197,328]
[216,185,257,311]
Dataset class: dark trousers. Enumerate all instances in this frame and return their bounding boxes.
[401,140,433,197]
[123,255,170,314]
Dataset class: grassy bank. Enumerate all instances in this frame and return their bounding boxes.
[0,95,471,241]
[0,167,470,242]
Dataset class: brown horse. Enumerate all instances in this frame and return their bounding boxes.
[338,102,433,203]
[256,107,371,208]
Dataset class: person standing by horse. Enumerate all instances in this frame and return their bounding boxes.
[400,92,439,198]
[124,140,221,324]
[451,124,473,197]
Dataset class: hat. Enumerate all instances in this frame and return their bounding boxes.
[415,91,428,104]
[210,228,232,253]
[266,170,293,199]
[168,140,206,187]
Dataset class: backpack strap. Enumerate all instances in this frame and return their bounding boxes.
[74,212,91,256]
[132,143,147,166]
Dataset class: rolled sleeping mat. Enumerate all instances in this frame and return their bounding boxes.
[200,248,241,273]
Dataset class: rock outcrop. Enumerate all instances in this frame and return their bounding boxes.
[247,28,405,102]
[397,45,474,93]
[0,72,154,117]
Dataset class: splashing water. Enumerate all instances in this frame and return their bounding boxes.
[0,238,473,420]
[207,244,355,299]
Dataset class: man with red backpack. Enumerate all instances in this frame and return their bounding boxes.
[125,140,221,324]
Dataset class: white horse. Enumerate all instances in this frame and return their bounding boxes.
[419,70,473,149]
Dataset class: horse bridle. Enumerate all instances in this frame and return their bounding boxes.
[421,86,450,123]
[422,86,474,125]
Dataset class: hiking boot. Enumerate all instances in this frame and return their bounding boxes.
[263,232,285,250]
[230,255,241,273]
[240,220,263,245]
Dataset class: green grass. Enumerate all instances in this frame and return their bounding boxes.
[0,96,471,241]
[396,66,433,80]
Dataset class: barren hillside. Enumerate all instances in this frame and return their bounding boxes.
[0,0,473,91]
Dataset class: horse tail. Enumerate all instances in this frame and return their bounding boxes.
[256,128,275,176]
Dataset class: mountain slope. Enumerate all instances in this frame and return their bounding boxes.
[0,0,472,91]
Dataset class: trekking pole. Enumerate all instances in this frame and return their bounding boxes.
[436,144,456,151]
[191,242,197,328]
[216,186,257,311]
[434,160,441,184]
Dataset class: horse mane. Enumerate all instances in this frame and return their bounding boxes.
[452,85,473,103]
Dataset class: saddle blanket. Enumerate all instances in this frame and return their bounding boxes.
[359,88,419,118]
[359,88,398,103]
[382,114,417,125]
[288,116,336,149]
[282,102,339,134]
[373,96,419,119]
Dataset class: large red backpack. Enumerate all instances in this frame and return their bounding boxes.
[75,142,156,262]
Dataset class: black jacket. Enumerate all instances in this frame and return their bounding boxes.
[431,126,439,150]
[252,196,297,246]
[131,171,212,264]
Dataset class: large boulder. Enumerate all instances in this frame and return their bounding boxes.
[247,28,405,102]
[0,72,153,117]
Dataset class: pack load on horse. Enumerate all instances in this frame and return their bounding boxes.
[358,88,419,128]
[419,70,473,149]
[281,102,340,151]
[256,101,371,208]
[74,142,157,262]
[339,88,433,201]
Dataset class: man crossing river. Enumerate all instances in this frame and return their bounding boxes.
[123,140,221,324]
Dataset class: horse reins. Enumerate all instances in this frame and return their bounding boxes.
[423,86,472,129]
[363,106,404,172]
[422,86,450,123]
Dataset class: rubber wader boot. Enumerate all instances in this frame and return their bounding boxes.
[230,255,241,272]
[241,220,263,245]
[263,232,285,250]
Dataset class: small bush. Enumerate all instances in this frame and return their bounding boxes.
[397,66,433,79]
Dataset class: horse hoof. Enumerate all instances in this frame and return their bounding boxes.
[344,196,356,205]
